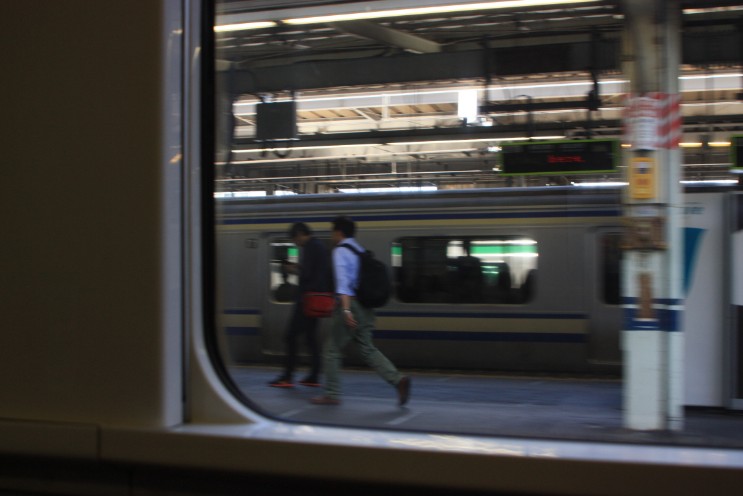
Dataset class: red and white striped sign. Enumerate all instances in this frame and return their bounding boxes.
[625,93,682,150]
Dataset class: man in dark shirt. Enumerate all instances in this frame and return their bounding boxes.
[269,223,333,388]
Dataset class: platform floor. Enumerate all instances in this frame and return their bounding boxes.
[230,365,743,449]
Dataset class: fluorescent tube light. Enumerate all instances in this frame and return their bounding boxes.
[338,186,438,193]
[681,179,737,185]
[391,135,564,146]
[572,181,628,187]
[458,89,479,123]
[214,191,268,198]
[283,0,600,25]
[215,21,277,32]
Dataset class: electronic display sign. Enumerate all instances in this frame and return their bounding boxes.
[500,139,621,175]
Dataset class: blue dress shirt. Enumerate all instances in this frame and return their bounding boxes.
[333,238,364,296]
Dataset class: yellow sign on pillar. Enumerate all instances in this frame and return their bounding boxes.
[629,156,657,200]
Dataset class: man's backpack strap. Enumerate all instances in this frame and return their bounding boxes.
[337,243,362,256]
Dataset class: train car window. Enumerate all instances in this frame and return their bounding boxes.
[270,241,299,303]
[600,233,622,305]
[393,237,537,304]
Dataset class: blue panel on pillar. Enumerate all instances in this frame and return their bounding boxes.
[623,298,682,332]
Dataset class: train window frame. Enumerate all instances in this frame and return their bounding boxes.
[392,236,538,305]
[201,4,743,488]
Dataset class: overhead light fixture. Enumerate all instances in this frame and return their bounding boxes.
[572,181,628,187]
[681,179,738,185]
[232,135,566,155]
[683,6,743,15]
[392,138,510,146]
[282,0,600,25]
[391,135,564,146]
[215,21,278,32]
[338,186,438,194]
[223,147,482,165]
[234,143,367,153]
[216,0,600,32]
[680,73,743,80]
[458,89,479,124]
[214,191,268,198]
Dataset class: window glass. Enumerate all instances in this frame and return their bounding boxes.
[210,0,743,459]
[600,233,622,305]
[393,237,537,304]
[269,240,299,302]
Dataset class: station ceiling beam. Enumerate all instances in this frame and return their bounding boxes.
[232,26,739,94]
[330,20,441,54]
[233,37,618,93]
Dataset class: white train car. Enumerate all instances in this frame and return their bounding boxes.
[217,187,626,374]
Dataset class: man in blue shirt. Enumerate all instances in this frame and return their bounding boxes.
[311,216,410,406]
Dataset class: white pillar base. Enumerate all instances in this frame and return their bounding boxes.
[623,330,667,430]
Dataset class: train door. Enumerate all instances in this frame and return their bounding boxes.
[261,235,334,356]
[262,236,299,355]
[730,192,743,410]
[585,229,623,365]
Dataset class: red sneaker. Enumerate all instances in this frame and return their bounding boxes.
[268,378,294,388]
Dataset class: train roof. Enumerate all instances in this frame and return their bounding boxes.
[215,183,738,217]
[216,185,625,216]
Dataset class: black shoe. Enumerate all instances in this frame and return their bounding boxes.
[310,395,340,405]
[268,377,294,388]
[396,376,411,406]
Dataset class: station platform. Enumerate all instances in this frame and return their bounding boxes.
[230,365,743,449]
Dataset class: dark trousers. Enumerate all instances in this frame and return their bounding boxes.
[282,303,321,380]
[323,300,401,398]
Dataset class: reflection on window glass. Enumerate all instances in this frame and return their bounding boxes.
[601,233,622,305]
[270,240,298,303]
[392,237,537,304]
[269,238,333,302]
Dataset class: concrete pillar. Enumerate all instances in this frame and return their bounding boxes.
[621,0,684,431]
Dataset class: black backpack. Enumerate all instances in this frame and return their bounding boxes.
[338,243,391,308]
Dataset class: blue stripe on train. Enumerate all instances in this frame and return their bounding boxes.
[225,327,260,336]
[224,309,260,315]
[223,309,587,320]
[373,329,586,343]
[378,311,586,319]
